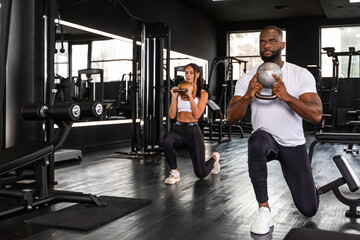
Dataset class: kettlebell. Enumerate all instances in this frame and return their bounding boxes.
[173,81,193,98]
[255,62,282,100]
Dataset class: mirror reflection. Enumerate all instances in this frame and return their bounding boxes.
[54,20,208,122]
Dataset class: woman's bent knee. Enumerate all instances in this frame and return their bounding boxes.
[194,170,208,179]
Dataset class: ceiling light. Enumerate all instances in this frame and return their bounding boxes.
[55,19,133,43]
[349,0,360,3]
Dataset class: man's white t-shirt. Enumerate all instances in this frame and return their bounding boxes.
[234,61,317,147]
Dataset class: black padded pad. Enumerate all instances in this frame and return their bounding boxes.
[0,142,53,175]
[333,155,360,192]
[348,121,360,126]
[284,228,360,240]
[315,132,360,141]
[207,100,221,111]
[26,196,152,231]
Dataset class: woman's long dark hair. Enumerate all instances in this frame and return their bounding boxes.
[185,63,203,97]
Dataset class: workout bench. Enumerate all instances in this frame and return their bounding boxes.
[308,132,360,163]
[205,99,244,143]
[318,155,360,218]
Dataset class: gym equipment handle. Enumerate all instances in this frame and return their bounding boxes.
[255,92,277,100]
[173,89,188,93]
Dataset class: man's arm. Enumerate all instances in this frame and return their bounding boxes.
[272,75,322,124]
[227,72,261,125]
[283,92,322,124]
[227,96,251,125]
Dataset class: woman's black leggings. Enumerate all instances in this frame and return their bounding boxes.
[163,124,215,178]
[248,129,319,217]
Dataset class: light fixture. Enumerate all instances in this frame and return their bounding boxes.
[349,0,360,3]
[55,19,133,43]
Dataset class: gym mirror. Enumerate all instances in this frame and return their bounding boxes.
[54,20,208,124]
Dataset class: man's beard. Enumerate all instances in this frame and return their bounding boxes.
[260,47,281,62]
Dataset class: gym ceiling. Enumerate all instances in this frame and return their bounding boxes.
[178,0,360,21]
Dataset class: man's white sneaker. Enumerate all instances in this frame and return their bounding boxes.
[211,152,220,175]
[250,207,274,235]
[165,169,180,185]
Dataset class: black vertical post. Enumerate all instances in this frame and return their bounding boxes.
[147,37,154,149]
[156,37,164,146]
[0,0,13,150]
[131,25,139,152]
[164,25,171,139]
[330,56,339,132]
[6,0,45,146]
[139,23,147,153]
[45,0,56,187]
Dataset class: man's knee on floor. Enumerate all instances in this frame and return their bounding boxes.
[298,203,318,217]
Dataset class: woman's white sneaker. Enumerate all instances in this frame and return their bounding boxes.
[165,169,181,184]
[250,207,274,235]
[211,152,221,175]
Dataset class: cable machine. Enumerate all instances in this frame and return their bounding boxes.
[130,22,170,155]
[108,0,171,156]
[322,47,360,131]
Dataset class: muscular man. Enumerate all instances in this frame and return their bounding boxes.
[227,25,322,235]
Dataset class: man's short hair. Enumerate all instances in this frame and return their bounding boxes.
[261,25,283,41]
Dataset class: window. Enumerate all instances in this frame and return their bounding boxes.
[321,26,360,78]
[54,42,69,78]
[228,30,286,80]
[72,44,89,77]
[91,39,133,82]
[167,50,208,81]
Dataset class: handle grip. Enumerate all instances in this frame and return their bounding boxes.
[173,89,188,93]
[255,92,277,100]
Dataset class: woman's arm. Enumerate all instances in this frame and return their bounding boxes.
[169,87,179,119]
[188,91,208,120]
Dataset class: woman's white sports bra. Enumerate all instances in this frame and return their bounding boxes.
[177,96,199,112]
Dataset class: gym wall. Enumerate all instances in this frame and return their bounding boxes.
[58,0,217,64]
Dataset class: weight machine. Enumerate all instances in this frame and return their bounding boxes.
[309,47,360,161]
[204,57,246,143]
[130,23,170,155]
[322,47,360,131]
[116,72,132,118]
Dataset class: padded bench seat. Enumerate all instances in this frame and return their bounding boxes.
[315,132,360,141]
[0,142,53,175]
[308,132,360,162]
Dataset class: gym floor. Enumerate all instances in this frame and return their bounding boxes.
[0,134,360,240]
